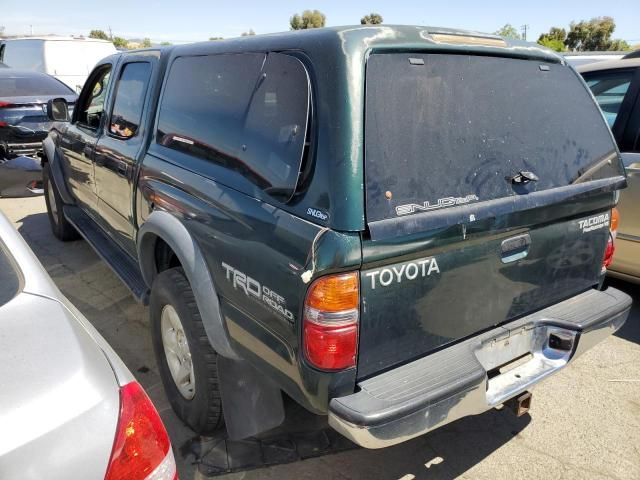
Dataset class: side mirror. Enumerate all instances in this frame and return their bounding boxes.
[47,98,70,122]
[620,152,640,170]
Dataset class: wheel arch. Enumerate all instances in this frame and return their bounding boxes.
[137,210,239,360]
[42,136,75,205]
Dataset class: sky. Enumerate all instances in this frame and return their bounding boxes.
[1,0,639,45]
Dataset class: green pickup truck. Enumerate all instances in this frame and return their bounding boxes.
[42,25,631,447]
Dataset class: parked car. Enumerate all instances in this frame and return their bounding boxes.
[0,211,177,479]
[563,51,626,67]
[579,58,640,283]
[0,37,117,92]
[0,68,77,197]
[41,25,632,448]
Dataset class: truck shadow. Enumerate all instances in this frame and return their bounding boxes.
[182,391,531,479]
[606,278,640,345]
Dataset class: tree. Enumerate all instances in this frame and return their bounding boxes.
[290,10,326,30]
[141,38,152,48]
[241,29,256,36]
[494,24,521,40]
[565,16,629,51]
[112,36,128,49]
[538,37,565,52]
[160,41,172,46]
[209,36,224,41]
[538,27,567,52]
[609,39,631,51]
[361,13,383,25]
[89,29,109,40]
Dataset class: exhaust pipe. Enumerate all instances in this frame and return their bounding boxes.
[505,391,532,417]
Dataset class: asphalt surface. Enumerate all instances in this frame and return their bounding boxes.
[1,195,639,480]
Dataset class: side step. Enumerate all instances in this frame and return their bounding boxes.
[63,205,150,304]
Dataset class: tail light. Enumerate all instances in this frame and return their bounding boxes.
[303,272,359,370]
[0,101,13,108]
[602,207,619,270]
[104,382,178,480]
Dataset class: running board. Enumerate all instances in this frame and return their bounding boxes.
[63,205,150,304]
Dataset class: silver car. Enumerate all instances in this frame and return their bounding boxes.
[578,58,640,283]
[0,211,177,480]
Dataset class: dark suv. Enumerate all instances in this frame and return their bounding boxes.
[42,26,632,447]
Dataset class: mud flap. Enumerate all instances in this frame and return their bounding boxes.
[217,356,285,440]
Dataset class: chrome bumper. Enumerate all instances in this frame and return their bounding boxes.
[329,287,631,449]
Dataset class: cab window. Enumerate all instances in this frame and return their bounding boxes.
[77,65,111,130]
[109,62,152,138]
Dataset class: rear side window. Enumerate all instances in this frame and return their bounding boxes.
[109,62,152,138]
[157,52,310,197]
[0,73,74,96]
[365,54,621,222]
[583,70,634,128]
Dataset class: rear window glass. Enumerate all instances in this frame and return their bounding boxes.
[583,70,634,128]
[0,242,21,307]
[365,54,621,222]
[0,73,74,96]
[157,53,310,197]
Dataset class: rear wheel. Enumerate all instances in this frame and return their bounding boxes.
[43,163,79,241]
[150,267,224,434]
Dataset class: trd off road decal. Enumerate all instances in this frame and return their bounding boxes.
[578,213,610,233]
[395,194,479,216]
[222,262,294,321]
[365,257,440,289]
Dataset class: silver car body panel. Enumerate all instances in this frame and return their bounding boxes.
[0,212,135,479]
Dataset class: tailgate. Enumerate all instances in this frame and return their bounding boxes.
[357,52,625,379]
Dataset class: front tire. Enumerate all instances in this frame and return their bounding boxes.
[43,163,79,241]
[150,267,224,434]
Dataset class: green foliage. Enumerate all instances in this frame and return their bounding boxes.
[89,29,109,40]
[538,27,567,51]
[241,29,256,36]
[538,37,565,52]
[208,37,224,41]
[609,39,631,51]
[160,41,172,46]
[565,16,628,51]
[141,38,152,48]
[290,10,326,30]
[112,36,128,49]
[494,24,521,40]
[361,13,383,25]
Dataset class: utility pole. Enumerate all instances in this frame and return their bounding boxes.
[521,24,529,41]
[108,26,113,40]
[30,24,33,36]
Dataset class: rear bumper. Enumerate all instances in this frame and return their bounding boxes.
[329,287,631,448]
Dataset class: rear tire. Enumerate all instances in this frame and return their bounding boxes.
[43,163,79,241]
[150,267,224,434]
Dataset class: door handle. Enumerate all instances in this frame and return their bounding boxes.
[501,233,531,263]
[116,161,128,177]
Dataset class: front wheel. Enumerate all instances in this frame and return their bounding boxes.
[150,267,224,434]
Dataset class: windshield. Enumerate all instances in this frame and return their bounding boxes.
[0,241,21,307]
[364,53,622,222]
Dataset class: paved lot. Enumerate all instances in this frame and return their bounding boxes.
[1,195,639,480]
